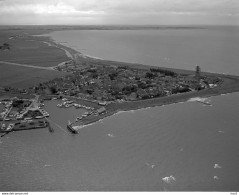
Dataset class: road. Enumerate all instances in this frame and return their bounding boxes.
[0,61,56,71]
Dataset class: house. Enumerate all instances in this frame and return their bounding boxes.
[97,107,106,114]
[183,76,198,84]
[126,92,137,101]
[98,101,107,106]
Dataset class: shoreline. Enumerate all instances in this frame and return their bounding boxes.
[72,87,239,130]
[2,28,239,131]
[32,29,239,76]
[71,90,238,130]
[29,30,239,130]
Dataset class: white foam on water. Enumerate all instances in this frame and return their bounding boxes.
[213,176,219,180]
[162,175,176,184]
[188,97,208,102]
[107,134,115,138]
[214,164,222,169]
[113,106,152,117]
[116,110,130,115]
[73,122,95,130]
[146,163,156,168]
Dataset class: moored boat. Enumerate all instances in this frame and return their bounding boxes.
[6,123,14,132]
[35,116,44,119]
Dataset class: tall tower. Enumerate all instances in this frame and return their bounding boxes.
[195,65,201,79]
[195,65,201,90]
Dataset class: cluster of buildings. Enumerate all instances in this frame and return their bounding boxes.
[40,64,221,103]
[0,97,49,132]
[0,97,48,121]
[0,63,222,133]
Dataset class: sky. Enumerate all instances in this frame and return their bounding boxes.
[0,0,238,25]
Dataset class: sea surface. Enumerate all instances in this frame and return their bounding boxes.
[1,26,239,191]
[49,26,239,75]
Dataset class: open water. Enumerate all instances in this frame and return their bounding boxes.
[49,26,239,75]
[0,26,239,191]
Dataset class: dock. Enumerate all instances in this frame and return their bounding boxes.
[67,121,79,134]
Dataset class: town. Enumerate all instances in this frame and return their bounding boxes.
[0,55,222,134]
[41,61,221,102]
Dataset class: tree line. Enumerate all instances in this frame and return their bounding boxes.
[0,43,10,50]
[150,68,177,77]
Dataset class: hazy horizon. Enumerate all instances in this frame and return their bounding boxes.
[0,0,238,26]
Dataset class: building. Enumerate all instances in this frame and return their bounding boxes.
[97,107,106,114]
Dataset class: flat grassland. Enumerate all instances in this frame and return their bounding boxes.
[0,30,69,67]
[0,29,70,88]
[0,63,68,88]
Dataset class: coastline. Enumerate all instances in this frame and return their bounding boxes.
[75,87,239,130]
[2,28,239,130]
[40,35,103,65]
[30,30,239,130]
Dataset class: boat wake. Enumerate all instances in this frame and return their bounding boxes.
[162,175,176,184]
[188,97,212,106]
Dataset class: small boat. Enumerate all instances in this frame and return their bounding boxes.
[67,121,79,134]
[35,116,44,119]
[6,123,14,131]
